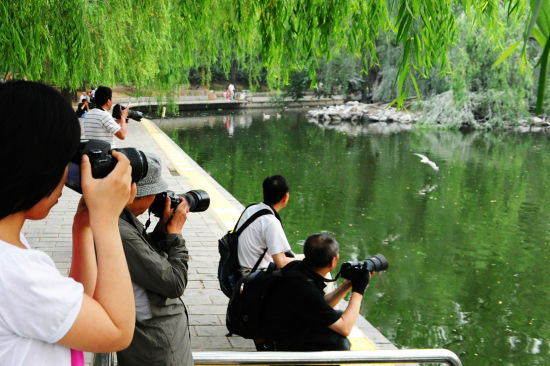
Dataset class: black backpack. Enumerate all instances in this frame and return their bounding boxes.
[217,205,273,297]
[226,264,282,339]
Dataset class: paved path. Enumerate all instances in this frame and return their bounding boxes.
[23,118,395,363]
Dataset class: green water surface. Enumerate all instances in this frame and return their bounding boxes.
[155,111,550,365]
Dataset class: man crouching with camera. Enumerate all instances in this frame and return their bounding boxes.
[116,152,192,366]
[261,232,371,351]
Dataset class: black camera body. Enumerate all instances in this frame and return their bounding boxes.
[340,254,389,280]
[149,189,210,217]
[65,139,148,193]
[112,103,143,122]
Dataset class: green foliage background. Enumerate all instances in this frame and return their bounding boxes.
[1,0,546,108]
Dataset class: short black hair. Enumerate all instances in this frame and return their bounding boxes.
[262,175,289,205]
[303,232,339,269]
[0,81,80,219]
[93,86,112,107]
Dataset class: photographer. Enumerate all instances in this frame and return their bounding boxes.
[116,152,192,366]
[76,98,89,118]
[261,232,370,351]
[0,81,135,365]
[82,86,127,147]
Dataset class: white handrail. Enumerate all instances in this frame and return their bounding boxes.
[192,349,462,365]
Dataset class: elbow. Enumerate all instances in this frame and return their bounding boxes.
[112,330,134,351]
[96,325,135,353]
[341,327,352,337]
[115,129,126,140]
[167,279,187,298]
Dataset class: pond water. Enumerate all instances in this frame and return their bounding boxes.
[154,110,550,365]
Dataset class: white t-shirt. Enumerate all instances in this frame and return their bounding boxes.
[82,108,121,147]
[236,203,291,270]
[0,235,83,366]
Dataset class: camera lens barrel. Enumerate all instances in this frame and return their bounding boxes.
[65,139,148,193]
[149,189,210,218]
[128,109,143,121]
[112,104,143,121]
[116,147,148,183]
[365,254,389,273]
[183,189,210,212]
[339,253,389,280]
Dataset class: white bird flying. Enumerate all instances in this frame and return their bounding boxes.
[413,153,439,172]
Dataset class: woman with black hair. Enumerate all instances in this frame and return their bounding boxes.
[0,81,136,365]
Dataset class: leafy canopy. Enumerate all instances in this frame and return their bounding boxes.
[0,0,545,109]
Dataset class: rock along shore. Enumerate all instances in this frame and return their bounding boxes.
[306,101,414,135]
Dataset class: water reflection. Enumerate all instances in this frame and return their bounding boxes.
[156,112,253,137]
[155,111,550,365]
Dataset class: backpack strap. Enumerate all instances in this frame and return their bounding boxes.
[250,248,268,273]
[234,207,274,272]
[231,202,258,233]
[234,208,273,237]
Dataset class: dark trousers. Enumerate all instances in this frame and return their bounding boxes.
[265,327,350,351]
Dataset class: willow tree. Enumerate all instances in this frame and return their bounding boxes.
[0,0,546,110]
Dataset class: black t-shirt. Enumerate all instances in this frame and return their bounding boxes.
[262,261,341,340]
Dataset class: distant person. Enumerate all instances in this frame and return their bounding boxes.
[116,152,192,366]
[236,175,298,276]
[261,232,370,351]
[0,80,136,365]
[228,83,235,99]
[76,99,89,118]
[79,91,88,103]
[82,86,127,147]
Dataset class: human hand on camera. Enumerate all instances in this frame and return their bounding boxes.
[160,196,189,234]
[81,150,136,223]
[350,270,370,295]
[120,106,128,121]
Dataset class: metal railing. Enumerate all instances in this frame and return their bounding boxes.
[192,349,462,365]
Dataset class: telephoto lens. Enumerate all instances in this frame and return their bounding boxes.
[65,139,148,193]
[339,254,389,280]
[149,189,210,217]
[112,104,144,122]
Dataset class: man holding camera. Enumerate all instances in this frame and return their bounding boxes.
[261,232,370,351]
[82,86,127,147]
[116,152,192,366]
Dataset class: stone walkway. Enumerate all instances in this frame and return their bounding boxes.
[22,118,395,363]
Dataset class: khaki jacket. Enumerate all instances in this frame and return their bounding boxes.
[116,208,192,366]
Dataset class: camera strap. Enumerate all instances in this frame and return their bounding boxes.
[302,262,338,283]
[144,211,152,232]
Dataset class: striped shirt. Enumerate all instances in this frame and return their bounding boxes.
[82,108,120,147]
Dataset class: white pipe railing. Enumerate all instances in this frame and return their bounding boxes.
[192,349,462,365]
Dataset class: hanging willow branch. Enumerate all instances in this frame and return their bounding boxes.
[0,0,544,109]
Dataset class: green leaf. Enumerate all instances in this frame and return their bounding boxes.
[531,27,546,47]
[410,72,420,100]
[535,34,550,114]
[493,41,521,67]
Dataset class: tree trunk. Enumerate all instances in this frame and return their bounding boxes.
[230,53,238,84]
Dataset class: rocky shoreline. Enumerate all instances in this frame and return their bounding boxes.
[306,101,414,134]
[306,101,550,134]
